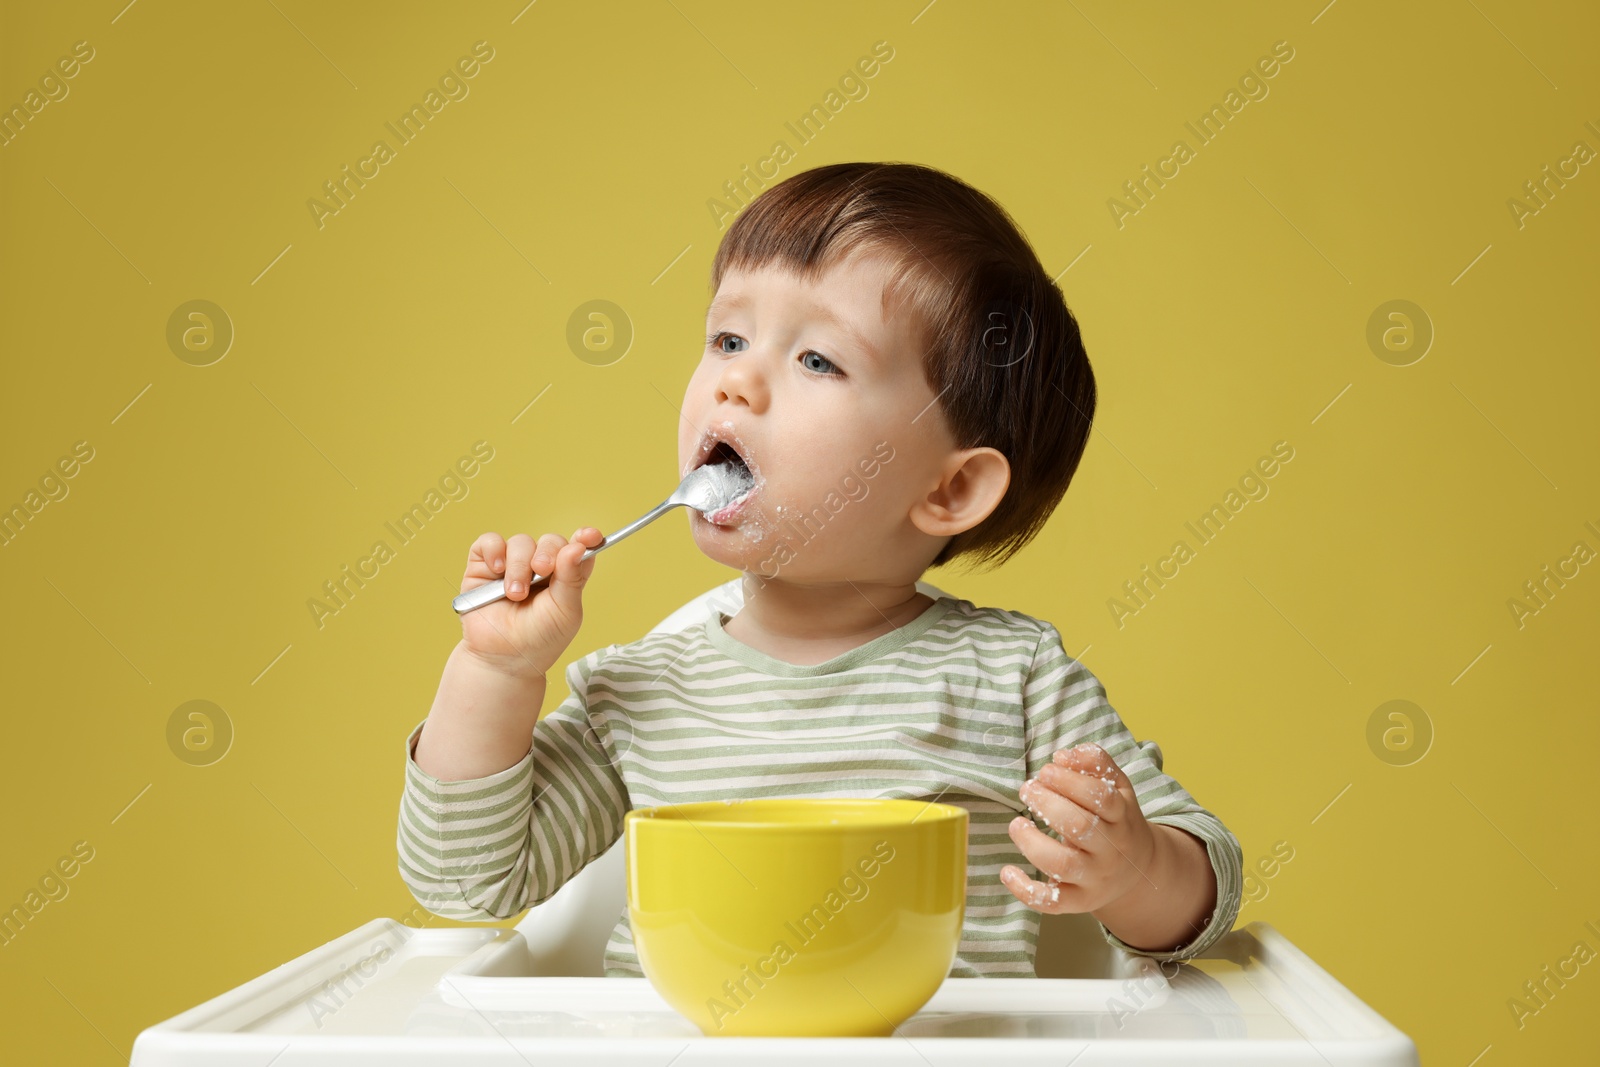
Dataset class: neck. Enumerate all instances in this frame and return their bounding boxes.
[733,573,933,645]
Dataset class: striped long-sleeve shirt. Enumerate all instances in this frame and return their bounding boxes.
[397,593,1243,977]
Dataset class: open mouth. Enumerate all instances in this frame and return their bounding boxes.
[696,440,759,525]
[703,440,749,474]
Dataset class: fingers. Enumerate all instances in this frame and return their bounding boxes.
[473,529,604,601]
[1049,743,1131,823]
[503,533,564,600]
[1000,863,1082,913]
[1052,740,1125,781]
[530,533,569,581]
[1019,773,1108,849]
[467,532,508,581]
[568,527,604,583]
[544,527,603,615]
[1005,744,1146,914]
[1002,813,1092,915]
[1009,809,1089,875]
[499,533,535,599]
[1032,762,1124,827]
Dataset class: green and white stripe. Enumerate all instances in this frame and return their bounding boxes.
[398,595,1243,976]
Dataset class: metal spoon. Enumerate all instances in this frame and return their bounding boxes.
[450,456,755,614]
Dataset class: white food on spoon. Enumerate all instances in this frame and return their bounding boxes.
[698,441,757,524]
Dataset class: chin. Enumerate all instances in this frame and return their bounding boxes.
[689,508,781,569]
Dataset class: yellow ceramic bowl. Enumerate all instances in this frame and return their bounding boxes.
[625,797,968,1038]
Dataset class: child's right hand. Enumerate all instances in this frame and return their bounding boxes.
[457,528,605,678]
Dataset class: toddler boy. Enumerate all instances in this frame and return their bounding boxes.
[399,161,1242,977]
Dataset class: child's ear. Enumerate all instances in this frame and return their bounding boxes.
[909,447,1010,539]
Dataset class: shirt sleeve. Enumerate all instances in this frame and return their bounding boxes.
[396,646,631,921]
[1020,622,1243,962]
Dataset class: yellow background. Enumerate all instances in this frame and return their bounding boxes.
[2,1,1595,1062]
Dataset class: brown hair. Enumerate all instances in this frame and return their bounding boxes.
[709,161,1097,572]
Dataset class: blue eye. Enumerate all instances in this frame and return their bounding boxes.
[706,331,844,377]
[707,331,746,354]
[799,351,840,375]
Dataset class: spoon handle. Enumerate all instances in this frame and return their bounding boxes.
[450,499,679,615]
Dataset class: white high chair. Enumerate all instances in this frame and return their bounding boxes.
[513,577,1123,979]
[128,579,1421,1063]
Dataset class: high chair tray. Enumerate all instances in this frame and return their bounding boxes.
[131,919,1418,1065]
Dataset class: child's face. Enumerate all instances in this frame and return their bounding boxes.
[678,248,957,581]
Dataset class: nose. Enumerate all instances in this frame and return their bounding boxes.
[713,347,769,412]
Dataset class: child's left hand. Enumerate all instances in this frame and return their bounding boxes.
[1001,741,1158,915]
